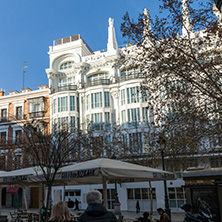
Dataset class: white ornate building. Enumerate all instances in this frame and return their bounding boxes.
[46,18,185,212]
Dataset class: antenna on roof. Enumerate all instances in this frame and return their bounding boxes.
[23,61,29,89]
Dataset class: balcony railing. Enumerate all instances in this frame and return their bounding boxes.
[86,79,110,88]
[51,85,77,94]
[119,73,145,82]
[0,117,8,123]
[29,111,44,118]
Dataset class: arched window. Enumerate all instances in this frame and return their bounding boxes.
[87,73,109,82]
[60,61,74,70]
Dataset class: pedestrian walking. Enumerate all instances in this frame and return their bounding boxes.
[67,198,74,214]
[136,200,140,213]
[74,198,80,211]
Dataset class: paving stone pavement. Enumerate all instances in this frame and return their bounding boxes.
[1,208,185,222]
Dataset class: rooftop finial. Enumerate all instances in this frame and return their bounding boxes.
[107,18,118,52]
[182,0,193,36]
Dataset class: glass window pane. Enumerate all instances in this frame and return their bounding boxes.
[176,187,184,199]
[142,188,148,199]
[169,188,176,199]
[127,189,134,199]
[135,188,141,199]
[169,200,177,208]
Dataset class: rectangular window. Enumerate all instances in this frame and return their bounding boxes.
[121,110,126,123]
[104,92,110,107]
[70,96,75,111]
[142,107,148,122]
[71,116,75,133]
[91,113,102,123]
[121,89,125,105]
[86,95,90,110]
[128,108,140,122]
[127,188,156,200]
[91,92,102,108]
[127,86,139,104]
[129,132,142,152]
[168,187,186,209]
[34,103,40,112]
[16,106,23,119]
[105,112,110,123]
[1,109,7,121]
[141,88,147,102]
[58,96,68,112]
[53,99,56,114]
[0,132,6,144]
[15,130,22,143]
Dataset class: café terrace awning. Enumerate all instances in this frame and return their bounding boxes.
[59,158,176,184]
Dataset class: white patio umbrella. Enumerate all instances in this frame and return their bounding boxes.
[59,158,176,208]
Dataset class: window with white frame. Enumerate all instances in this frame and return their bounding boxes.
[53,98,57,114]
[58,116,68,131]
[121,110,126,123]
[59,76,75,87]
[168,187,186,208]
[127,188,156,200]
[91,113,102,123]
[58,96,68,112]
[86,95,90,110]
[127,86,139,104]
[70,96,75,111]
[142,107,148,122]
[71,116,75,133]
[104,92,110,107]
[105,112,110,123]
[87,73,109,82]
[121,89,125,105]
[28,97,44,115]
[16,106,23,120]
[91,92,102,109]
[0,109,7,121]
[129,132,142,152]
[60,61,74,70]
[120,67,139,79]
[127,108,140,122]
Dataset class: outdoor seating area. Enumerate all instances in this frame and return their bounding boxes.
[9,211,39,222]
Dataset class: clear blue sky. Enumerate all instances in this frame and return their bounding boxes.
[0,0,206,94]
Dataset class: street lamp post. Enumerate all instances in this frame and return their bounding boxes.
[158,136,171,219]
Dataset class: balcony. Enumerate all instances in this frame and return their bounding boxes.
[119,73,145,82]
[51,85,77,94]
[86,79,110,88]
[29,111,44,118]
[0,117,8,123]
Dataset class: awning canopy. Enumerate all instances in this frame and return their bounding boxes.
[6,187,19,194]
[59,158,176,184]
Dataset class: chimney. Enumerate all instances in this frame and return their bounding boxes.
[0,89,5,97]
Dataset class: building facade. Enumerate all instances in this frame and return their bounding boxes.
[45,18,185,212]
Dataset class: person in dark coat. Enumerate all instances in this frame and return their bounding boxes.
[138,211,151,222]
[78,190,117,222]
[67,198,74,214]
[74,198,80,211]
[136,200,140,213]
[49,201,72,222]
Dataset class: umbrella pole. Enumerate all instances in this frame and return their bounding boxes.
[102,176,108,209]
